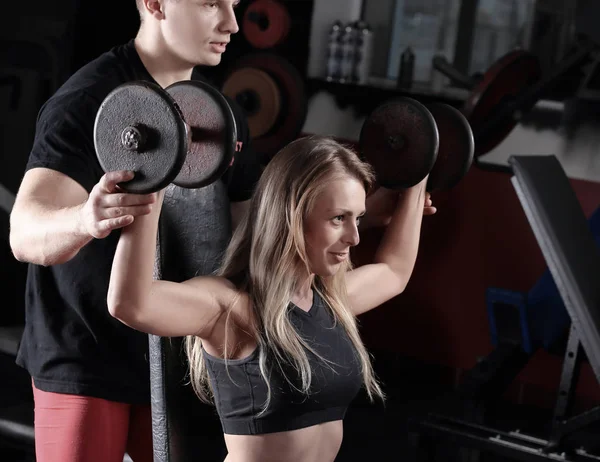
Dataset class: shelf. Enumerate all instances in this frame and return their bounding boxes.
[306,77,470,117]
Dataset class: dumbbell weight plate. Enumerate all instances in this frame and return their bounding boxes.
[426,103,474,191]
[222,68,281,138]
[94,81,189,194]
[166,80,238,189]
[359,97,439,189]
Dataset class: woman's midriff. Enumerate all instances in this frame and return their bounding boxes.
[223,420,344,462]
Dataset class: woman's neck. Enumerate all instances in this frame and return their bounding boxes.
[291,275,315,311]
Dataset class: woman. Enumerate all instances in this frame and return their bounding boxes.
[108,135,435,462]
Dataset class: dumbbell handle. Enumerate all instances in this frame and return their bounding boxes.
[117,120,199,155]
[121,125,147,152]
[118,123,194,154]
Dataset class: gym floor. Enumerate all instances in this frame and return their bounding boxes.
[0,349,549,462]
[5,353,600,462]
[0,349,440,461]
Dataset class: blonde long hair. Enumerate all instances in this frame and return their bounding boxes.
[186,135,384,410]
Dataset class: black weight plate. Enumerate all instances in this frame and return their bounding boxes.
[166,80,237,189]
[94,81,188,194]
[427,103,475,191]
[359,97,439,189]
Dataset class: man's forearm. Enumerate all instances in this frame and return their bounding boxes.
[10,202,93,266]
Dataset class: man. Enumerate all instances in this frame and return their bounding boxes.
[9,1,259,461]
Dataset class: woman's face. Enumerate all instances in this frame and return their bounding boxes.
[304,176,366,277]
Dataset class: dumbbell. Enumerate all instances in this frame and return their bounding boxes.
[359,97,474,192]
[93,80,238,194]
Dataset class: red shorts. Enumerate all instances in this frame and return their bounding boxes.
[32,381,153,462]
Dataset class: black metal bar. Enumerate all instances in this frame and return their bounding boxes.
[560,406,600,436]
[414,414,600,462]
[433,55,477,89]
[545,324,584,451]
[553,325,583,423]
[452,0,480,75]
[473,158,513,174]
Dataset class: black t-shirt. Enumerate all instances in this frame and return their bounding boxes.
[15,40,262,404]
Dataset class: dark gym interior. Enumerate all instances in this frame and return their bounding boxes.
[2,0,600,461]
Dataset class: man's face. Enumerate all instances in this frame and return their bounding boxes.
[161,0,240,67]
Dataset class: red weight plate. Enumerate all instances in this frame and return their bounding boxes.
[427,103,474,191]
[223,53,307,159]
[359,97,439,189]
[243,0,291,49]
[222,68,281,138]
[94,81,188,194]
[462,49,542,157]
[166,80,237,189]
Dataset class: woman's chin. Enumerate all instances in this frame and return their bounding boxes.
[314,263,343,278]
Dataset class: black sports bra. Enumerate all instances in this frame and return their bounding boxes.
[202,290,363,435]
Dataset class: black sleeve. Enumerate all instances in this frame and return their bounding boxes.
[221,96,265,203]
[25,91,104,193]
